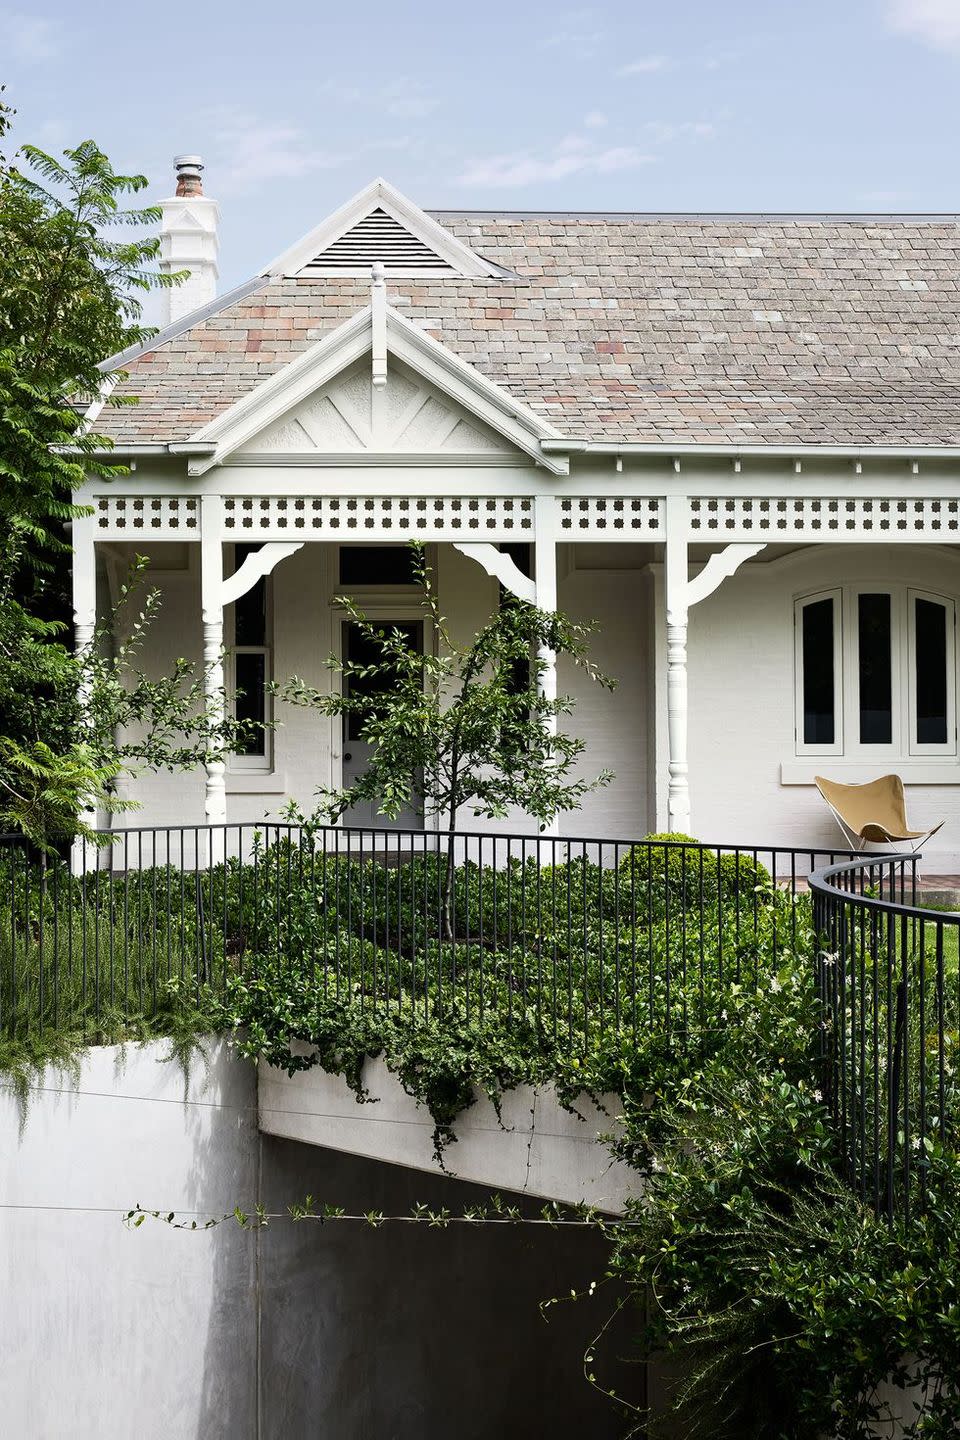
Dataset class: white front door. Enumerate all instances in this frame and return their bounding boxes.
[341,619,424,831]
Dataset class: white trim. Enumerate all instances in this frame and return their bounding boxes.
[907,589,957,757]
[225,771,288,795]
[453,543,536,604]
[793,581,959,765]
[186,304,569,477]
[781,760,960,785]
[685,541,766,608]
[540,439,960,461]
[795,588,844,758]
[261,178,506,280]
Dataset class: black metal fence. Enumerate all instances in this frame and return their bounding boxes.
[9,821,949,1222]
[1,823,854,1053]
[809,854,959,1225]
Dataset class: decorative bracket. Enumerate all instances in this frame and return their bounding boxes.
[453,542,536,604]
[220,541,305,608]
[684,542,766,610]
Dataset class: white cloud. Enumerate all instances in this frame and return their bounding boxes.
[887,0,960,50]
[616,55,667,75]
[455,135,655,188]
[454,109,718,189]
[208,109,345,193]
[0,11,60,63]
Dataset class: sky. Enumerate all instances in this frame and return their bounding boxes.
[3,0,960,294]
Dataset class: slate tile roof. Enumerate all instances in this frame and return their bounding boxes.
[99,213,960,447]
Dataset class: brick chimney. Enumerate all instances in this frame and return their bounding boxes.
[158,155,220,325]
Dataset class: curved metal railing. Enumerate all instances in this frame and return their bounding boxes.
[809,853,959,1222]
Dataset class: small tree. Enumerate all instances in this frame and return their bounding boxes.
[0,558,260,854]
[277,545,615,939]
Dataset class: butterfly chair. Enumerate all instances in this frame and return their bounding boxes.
[814,773,944,853]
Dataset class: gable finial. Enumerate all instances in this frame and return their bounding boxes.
[371,261,387,389]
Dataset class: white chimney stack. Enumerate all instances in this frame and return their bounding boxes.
[158,155,220,325]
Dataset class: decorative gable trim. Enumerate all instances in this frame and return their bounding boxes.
[187,303,567,475]
[261,177,509,280]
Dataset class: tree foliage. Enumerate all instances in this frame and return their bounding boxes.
[276,542,615,935]
[0,95,174,577]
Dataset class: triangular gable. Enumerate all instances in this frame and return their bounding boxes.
[261,177,509,280]
[187,305,568,475]
[244,356,516,458]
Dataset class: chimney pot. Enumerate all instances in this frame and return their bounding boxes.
[174,154,205,197]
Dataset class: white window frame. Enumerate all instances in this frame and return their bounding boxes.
[795,588,843,757]
[907,588,956,757]
[227,544,273,773]
[793,583,957,762]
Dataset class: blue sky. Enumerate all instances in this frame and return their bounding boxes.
[3,0,960,292]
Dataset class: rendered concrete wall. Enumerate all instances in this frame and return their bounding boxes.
[258,1134,642,1440]
[259,1052,635,1212]
[0,1039,259,1440]
[2,1041,641,1439]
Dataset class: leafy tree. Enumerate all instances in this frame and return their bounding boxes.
[0,103,250,848]
[0,95,180,767]
[277,544,616,939]
[0,558,261,853]
[0,95,173,580]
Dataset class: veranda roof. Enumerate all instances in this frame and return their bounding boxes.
[97,212,960,449]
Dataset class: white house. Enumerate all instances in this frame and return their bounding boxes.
[75,158,960,863]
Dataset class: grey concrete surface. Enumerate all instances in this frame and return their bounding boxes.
[0,1040,259,1440]
[258,1134,642,1440]
[1,1042,643,1439]
[260,1052,636,1212]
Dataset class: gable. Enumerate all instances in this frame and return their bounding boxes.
[188,300,568,474]
[300,208,455,276]
[262,177,508,280]
[241,355,514,458]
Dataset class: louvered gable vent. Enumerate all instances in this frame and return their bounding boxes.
[299,207,455,275]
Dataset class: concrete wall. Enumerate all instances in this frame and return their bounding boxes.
[685,543,960,866]
[259,1053,635,1212]
[0,1039,259,1440]
[258,1134,641,1440]
[1,1042,642,1439]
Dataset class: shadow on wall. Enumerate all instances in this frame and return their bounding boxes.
[258,1135,642,1440]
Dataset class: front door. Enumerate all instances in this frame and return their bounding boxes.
[341,620,424,830]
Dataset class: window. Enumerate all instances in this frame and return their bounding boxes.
[339,545,420,587]
[232,544,271,765]
[795,585,955,758]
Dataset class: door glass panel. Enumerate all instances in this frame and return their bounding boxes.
[344,622,422,740]
[801,598,835,745]
[858,593,892,744]
[342,621,424,831]
[915,597,949,744]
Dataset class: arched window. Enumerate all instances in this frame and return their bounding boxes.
[794,585,956,758]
